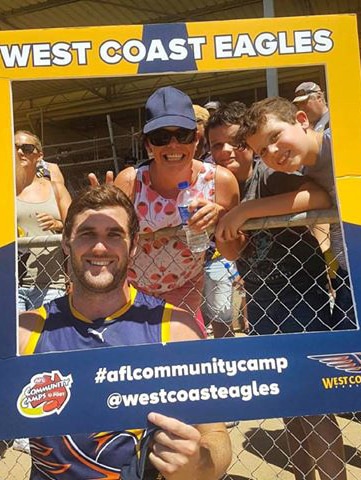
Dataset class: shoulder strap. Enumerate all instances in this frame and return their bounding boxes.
[242,159,262,202]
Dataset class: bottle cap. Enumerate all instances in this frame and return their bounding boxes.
[178,181,190,189]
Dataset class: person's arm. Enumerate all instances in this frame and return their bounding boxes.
[188,165,240,233]
[146,306,231,480]
[214,165,240,213]
[216,180,332,244]
[113,167,137,200]
[36,181,72,232]
[169,306,204,341]
[48,163,65,184]
[207,165,247,260]
[53,181,72,222]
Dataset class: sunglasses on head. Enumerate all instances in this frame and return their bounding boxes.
[295,89,319,98]
[15,143,38,154]
[147,128,196,146]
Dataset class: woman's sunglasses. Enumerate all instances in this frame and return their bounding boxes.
[15,143,38,154]
[147,128,196,146]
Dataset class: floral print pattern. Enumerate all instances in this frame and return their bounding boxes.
[130,163,216,294]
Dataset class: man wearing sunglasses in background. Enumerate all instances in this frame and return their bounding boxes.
[113,86,239,322]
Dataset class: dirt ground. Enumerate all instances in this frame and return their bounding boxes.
[226,415,361,480]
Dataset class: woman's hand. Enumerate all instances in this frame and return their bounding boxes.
[88,171,114,186]
[215,205,248,242]
[36,213,63,232]
[148,412,202,479]
[187,198,224,232]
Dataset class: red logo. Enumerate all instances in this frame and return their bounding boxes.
[17,370,73,418]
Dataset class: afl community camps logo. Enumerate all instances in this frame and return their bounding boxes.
[17,370,73,418]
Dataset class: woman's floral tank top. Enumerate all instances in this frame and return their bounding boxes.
[129,162,216,294]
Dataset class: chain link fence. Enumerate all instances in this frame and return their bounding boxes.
[3,210,360,479]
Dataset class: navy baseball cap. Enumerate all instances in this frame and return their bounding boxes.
[143,86,196,134]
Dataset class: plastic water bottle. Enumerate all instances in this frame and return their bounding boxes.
[178,181,210,253]
[224,261,244,295]
[224,261,241,283]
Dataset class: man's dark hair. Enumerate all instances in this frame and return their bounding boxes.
[64,185,139,247]
[236,97,298,146]
[205,101,247,141]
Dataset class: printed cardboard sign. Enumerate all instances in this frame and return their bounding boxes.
[1,14,361,438]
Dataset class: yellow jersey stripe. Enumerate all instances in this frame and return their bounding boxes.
[23,306,47,355]
[107,285,138,321]
[161,303,172,342]
[69,285,138,323]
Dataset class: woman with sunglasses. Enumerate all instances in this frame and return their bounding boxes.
[113,86,240,322]
[14,130,71,454]
[16,130,72,312]
[14,139,38,195]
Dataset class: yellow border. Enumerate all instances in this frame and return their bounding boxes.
[0,79,15,248]
[2,14,361,358]
[1,15,360,229]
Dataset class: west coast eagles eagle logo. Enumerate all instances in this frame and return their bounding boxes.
[308,353,361,373]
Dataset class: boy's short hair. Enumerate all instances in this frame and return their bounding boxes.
[205,101,247,141]
[237,97,298,146]
[64,185,139,248]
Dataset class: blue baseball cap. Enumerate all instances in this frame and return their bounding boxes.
[143,86,197,134]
